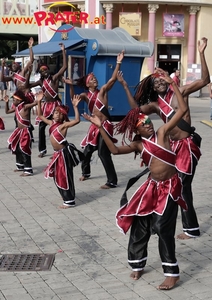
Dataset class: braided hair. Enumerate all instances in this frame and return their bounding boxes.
[134,74,160,107]
[114,107,141,144]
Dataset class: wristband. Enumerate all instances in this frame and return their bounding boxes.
[117,61,122,64]
[29,46,32,48]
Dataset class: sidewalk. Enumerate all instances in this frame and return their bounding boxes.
[0,97,212,300]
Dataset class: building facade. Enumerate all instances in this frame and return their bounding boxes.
[37,0,212,90]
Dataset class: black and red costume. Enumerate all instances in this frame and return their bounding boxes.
[0,117,5,130]
[36,77,62,156]
[80,89,117,187]
[157,88,201,237]
[13,72,35,140]
[116,134,187,276]
[44,122,76,207]
[8,102,33,174]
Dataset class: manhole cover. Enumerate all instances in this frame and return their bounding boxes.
[0,253,55,271]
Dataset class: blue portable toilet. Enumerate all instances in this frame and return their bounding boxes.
[13,24,154,119]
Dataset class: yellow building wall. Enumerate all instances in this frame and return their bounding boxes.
[196,6,212,79]
[112,3,212,86]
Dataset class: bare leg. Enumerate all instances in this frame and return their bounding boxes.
[157,276,179,290]
[130,270,143,280]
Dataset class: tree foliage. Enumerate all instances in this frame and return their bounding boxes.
[0,40,34,59]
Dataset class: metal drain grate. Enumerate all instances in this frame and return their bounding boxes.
[0,253,55,271]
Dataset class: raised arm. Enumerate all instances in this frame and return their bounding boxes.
[117,71,158,115]
[21,37,34,77]
[99,50,124,96]
[28,37,34,64]
[3,95,15,114]
[181,37,210,96]
[82,113,135,155]
[52,43,67,81]
[62,77,75,100]
[160,71,188,133]
[61,95,81,129]
[117,71,137,108]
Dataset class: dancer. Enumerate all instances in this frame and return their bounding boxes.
[1,38,35,138]
[122,37,210,239]
[5,90,37,176]
[64,50,124,189]
[83,70,188,290]
[30,43,67,157]
[1,37,35,103]
[36,89,83,208]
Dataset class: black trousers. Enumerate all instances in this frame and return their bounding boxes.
[54,146,75,205]
[15,143,33,174]
[179,154,200,237]
[81,134,117,185]
[128,196,179,276]
[38,120,48,153]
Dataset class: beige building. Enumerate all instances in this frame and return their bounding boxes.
[1,0,211,93]
[37,0,212,94]
[0,0,38,36]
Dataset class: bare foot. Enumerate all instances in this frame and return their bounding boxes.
[79,176,89,181]
[38,151,47,158]
[20,173,33,177]
[100,184,111,189]
[59,204,75,209]
[130,270,143,280]
[14,169,24,172]
[177,233,194,240]
[157,276,179,290]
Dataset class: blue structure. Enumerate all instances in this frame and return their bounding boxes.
[13,25,154,119]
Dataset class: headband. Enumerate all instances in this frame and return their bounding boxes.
[136,113,151,128]
[39,65,49,72]
[86,73,93,85]
[13,95,23,101]
[55,106,69,121]
[12,62,20,67]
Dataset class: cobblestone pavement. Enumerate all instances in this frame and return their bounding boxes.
[0,97,212,300]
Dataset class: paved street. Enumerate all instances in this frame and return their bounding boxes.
[0,96,212,300]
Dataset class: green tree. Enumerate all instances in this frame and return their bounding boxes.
[0,39,37,59]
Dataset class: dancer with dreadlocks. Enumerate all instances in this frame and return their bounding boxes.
[64,50,124,189]
[30,43,67,158]
[119,37,210,240]
[82,70,188,290]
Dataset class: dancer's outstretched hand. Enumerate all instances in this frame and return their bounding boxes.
[82,113,102,128]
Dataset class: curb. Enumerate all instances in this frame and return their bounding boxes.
[200,120,212,128]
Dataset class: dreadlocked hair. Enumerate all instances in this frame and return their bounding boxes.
[134,74,158,106]
[75,76,88,89]
[114,107,141,144]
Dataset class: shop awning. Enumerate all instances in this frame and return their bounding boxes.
[74,27,154,57]
[12,38,85,57]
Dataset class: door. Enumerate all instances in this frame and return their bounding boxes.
[157,44,181,75]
